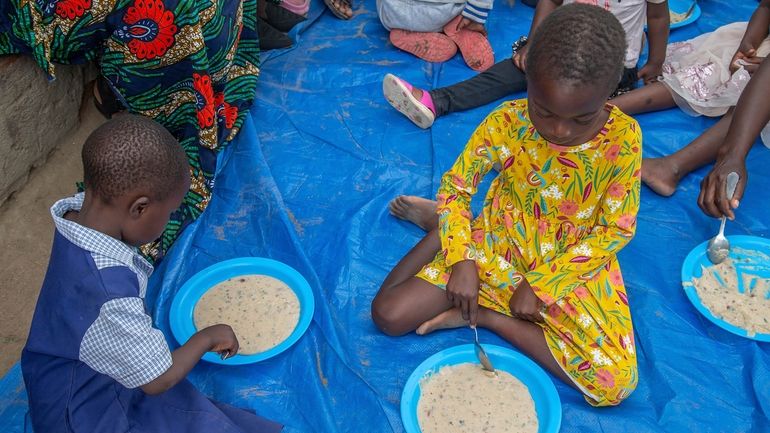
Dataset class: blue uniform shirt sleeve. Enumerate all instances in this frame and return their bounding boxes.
[79,297,172,389]
[462,0,493,24]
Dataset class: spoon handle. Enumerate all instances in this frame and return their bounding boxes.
[718,214,726,237]
[726,172,739,200]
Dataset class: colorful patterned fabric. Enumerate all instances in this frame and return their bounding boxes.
[0,0,263,262]
[416,99,642,406]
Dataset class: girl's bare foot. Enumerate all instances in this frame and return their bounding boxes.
[416,307,468,335]
[641,157,681,197]
[389,195,439,231]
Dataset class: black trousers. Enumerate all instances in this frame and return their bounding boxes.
[428,57,637,117]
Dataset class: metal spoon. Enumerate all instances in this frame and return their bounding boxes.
[707,171,740,264]
[472,326,495,373]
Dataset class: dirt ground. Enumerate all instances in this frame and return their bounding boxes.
[0,98,104,376]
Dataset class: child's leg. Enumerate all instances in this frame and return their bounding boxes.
[421,258,637,406]
[388,195,439,231]
[382,59,526,129]
[374,230,580,389]
[418,306,577,388]
[371,229,454,335]
[609,81,676,115]
[643,109,734,196]
[430,58,526,117]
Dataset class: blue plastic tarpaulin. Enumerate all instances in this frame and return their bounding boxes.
[2,0,770,431]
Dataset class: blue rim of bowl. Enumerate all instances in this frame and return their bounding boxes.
[400,344,561,433]
[681,235,770,342]
[670,2,700,29]
[169,257,315,365]
[645,1,700,30]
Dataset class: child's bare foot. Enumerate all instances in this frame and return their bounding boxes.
[641,157,681,197]
[416,307,468,335]
[389,195,439,231]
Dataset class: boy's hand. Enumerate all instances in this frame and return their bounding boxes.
[447,260,480,326]
[513,45,529,72]
[508,277,545,323]
[698,156,747,220]
[201,324,240,359]
[638,61,663,84]
[456,17,487,36]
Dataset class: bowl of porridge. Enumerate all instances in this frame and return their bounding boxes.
[170,257,315,364]
[401,344,561,433]
[681,235,770,341]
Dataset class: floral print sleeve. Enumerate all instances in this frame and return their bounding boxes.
[435,108,512,266]
[525,125,642,305]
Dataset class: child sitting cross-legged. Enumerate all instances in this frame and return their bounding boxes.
[372,4,641,406]
[21,115,282,433]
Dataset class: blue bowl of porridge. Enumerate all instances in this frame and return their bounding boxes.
[401,344,561,433]
[681,235,770,342]
[170,257,315,365]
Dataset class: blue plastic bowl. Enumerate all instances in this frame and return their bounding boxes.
[401,344,561,433]
[645,0,700,30]
[170,257,315,365]
[669,0,700,29]
[681,235,770,342]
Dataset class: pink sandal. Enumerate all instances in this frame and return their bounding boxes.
[443,16,494,72]
[389,29,458,63]
[382,73,437,129]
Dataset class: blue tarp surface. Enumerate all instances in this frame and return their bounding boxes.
[2,0,770,431]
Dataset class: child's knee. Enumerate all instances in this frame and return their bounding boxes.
[370,295,408,336]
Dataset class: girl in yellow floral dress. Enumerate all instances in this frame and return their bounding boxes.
[372,3,640,406]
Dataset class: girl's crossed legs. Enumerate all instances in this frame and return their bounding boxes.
[371,229,639,406]
[371,229,575,389]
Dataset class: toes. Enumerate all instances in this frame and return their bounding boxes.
[395,195,410,208]
[416,317,438,335]
[389,198,408,218]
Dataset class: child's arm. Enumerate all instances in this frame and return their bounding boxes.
[699,57,770,219]
[730,0,770,74]
[436,109,508,324]
[78,297,239,395]
[513,0,562,71]
[638,0,670,84]
[141,324,238,395]
[524,126,642,306]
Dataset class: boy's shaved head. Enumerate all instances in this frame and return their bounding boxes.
[82,115,188,202]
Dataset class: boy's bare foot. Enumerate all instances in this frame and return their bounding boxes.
[416,307,468,335]
[389,195,439,231]
[641,157,680,197]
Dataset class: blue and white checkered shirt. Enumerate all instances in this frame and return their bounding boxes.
[51,194,172,388]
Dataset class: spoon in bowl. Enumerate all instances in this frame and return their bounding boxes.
[706,171,740,264]
[472,326,496,374]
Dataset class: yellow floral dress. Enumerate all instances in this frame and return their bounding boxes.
[416,99,641,406]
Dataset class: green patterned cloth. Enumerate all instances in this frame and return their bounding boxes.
[1,0,263,262]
